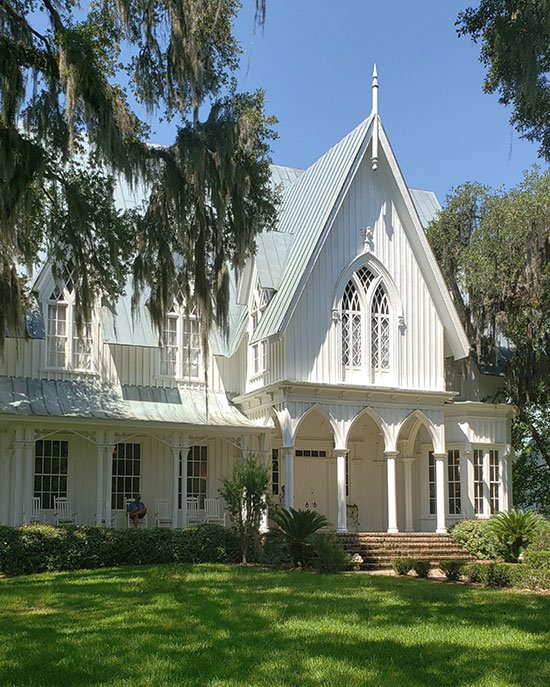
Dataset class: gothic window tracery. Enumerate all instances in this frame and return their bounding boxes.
[340,266,392,379]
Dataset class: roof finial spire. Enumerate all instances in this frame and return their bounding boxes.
[371,64,379,170]
[372,63,378,115]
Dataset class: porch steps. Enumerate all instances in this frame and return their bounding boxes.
[338,532,472,570]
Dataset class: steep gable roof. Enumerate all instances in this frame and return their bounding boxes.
[252,114,375,343]
[251,115,470,360]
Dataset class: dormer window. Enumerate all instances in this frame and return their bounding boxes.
[45,274,93,371]
[250,280,274,331]
[340,265,392,382]
[159,304,202,380]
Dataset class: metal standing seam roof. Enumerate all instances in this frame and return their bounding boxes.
[251,115,374,344]
[0,377,263,427]
[409,188,441,229]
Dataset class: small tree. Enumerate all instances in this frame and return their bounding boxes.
[488,509,543,562]
[270,508,329,567]
[219,455,269,564]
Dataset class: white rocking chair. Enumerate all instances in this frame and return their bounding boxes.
[31,496,46,524]
[155,499,172,528]
[186,497,201,526]
[54,497,78,525]
[204,498,227,526]
[126,498,148,528]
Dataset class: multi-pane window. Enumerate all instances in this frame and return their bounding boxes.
[340,266,391,377]
[46,273,93,371]
[428,451,436,515]
[160,313,178,376]
[250,281,272,331]
[183,445,207,508]
[489,450,500,513]
[159,305,202,379]
[34,439,68,509]
[272,448,279,496]
[182,316,201,378]
[473,449,484,515]
[111,443,140,510]
[447,449,461,515]
[371,284,390,372]
[295,449,327,457]
[252,340,267,375]
[342,281,361,368]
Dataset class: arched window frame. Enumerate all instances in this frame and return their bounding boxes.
[43,270,95,373]
[336,261,397,384]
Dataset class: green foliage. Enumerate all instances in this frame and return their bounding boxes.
[531,519,550,550]
[523,550,550,570]
[411,560,431,578]
[488,508,543,561]
[439,560,465,581]
[427,174,550,469]
[0,523,240,576]
[219,455,269,564]
[308,533,350,574]
[270,508,329,567]
[457,1,550,161]
[0,0,276,346]
[449,518,501,559]
[463,561,525,588]
[391,558,414,576]
[512,420,550,515]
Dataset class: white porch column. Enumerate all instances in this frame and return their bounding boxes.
[283,446,294,510]
[434,452,447,533]
[402,457,415,532]
[180,440,189,528]
[95,432,107,527]
[13,427,24,526]
[23,428,35,525]
[385,451,399,533]
[0,433,9,525]
[335,449,348,533]
[171,436,181,529]
[104,432,115,528]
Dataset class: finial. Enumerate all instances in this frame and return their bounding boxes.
[371,64,378,115]
[371,64,379,170]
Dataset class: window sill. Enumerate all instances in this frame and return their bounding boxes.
[40,367,99,377]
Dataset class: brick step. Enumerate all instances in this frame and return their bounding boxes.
[339,532,472,570]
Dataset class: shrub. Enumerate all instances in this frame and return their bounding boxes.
[488,509,543,561]
[0,523,241,576]
[309,533,350,573]
[518,567,550,590]
[449,519,500,559]
[462,562,524,588]
[439,559,465,581]
[412,560,431,578]
[391,558,413,575]
[530,519,550,551]
[270,508,329,567]
[523,550,550,570]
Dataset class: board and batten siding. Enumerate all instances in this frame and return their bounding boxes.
[282,151,445,391]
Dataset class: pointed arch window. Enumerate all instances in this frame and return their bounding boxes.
[45,270,93,371]
[340,266,392,380]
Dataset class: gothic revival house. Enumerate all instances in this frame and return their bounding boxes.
[0,75,513,532]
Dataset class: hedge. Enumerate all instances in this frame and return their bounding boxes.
[0,523,241,576]
[523,550,550,570]
[448,519,501,559]
[462,561,550,590]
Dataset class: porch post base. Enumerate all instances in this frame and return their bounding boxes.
[387,527,399,534]
[337,526,348,533]
[404,527,414,533]
[436,527,447,534]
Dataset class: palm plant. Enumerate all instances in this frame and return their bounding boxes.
[488,508,542,562]
[270,508,329,567]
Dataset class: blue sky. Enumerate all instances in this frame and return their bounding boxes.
[219,0,543,203]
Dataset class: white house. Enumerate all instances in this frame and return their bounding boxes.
[0,71,513,533]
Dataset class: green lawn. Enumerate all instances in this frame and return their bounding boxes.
[1,565,549,687]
